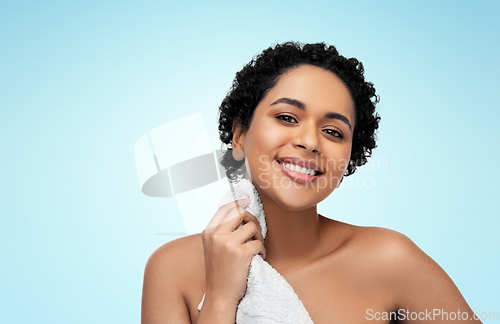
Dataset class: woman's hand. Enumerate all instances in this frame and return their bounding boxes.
[201,198,266,308]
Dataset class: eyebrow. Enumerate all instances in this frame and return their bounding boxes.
[270,97,353,131]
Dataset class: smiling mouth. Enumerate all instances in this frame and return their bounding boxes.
[275,159,324,176]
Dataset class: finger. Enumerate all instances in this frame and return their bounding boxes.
[205,198,251,230]
[233,220,264,245]
[220,207,255,228]
[220,206,248,227]
[243,239,266,260]
[215,201,250,228]
[220,208,261,234]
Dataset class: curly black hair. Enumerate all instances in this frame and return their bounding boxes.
[218,41,380,181]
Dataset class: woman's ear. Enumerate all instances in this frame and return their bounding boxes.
[232,117,245,161]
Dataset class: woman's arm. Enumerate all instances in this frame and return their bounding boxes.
[141,239,192,324]
[141,198,265,324]
[380,230,482,323]
[141,236,239,324]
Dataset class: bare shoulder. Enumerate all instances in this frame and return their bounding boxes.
[350,225,423,261]
[337,224,478,319]
[323,219,417,257]
[324,222,424,278]
[345,225,445,281]
[143,233,204,290]
[141,234,204,324]
[146,233,204,268]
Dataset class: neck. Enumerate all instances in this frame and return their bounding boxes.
[256,186,325,270]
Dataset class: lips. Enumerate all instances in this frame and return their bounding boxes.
[275,156,324,174]
[274,156,324,184]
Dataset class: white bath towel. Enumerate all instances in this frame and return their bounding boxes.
[197,179,314,324]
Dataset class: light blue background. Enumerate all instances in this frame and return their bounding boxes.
[1,0,498,322]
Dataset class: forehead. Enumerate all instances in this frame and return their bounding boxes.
[258,64,355,125]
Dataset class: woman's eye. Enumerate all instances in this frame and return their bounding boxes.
[276,114,298,123]
[323,129,344,139]
[276,115,344,139]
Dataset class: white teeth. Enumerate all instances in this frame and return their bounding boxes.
[279,161,318,176]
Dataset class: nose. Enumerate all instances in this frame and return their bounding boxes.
[292,121,321,154]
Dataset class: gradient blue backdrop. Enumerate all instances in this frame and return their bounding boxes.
[1,0,498,322]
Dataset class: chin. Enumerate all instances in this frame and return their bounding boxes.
[275,187,328,211]
[252,170,334,209]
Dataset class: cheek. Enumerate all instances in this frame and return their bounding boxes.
[243,133,276,179]
[322,145,352,176]
[247,126,284,158]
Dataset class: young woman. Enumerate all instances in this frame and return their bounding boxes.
[141,42,480,324]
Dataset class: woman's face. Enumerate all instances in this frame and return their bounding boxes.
[233,64,355,211]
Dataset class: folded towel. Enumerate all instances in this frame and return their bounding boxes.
[198,179,314,324]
